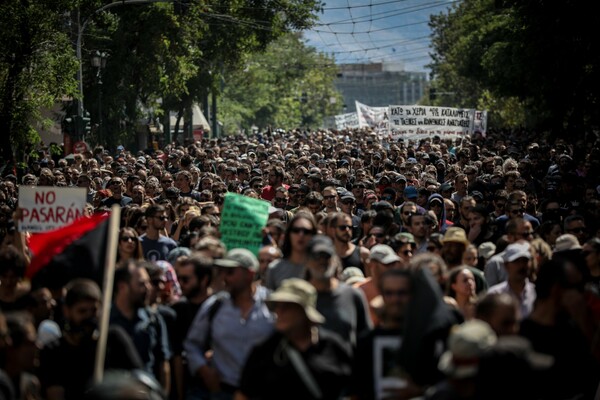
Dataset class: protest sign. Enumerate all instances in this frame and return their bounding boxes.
[220,193,269,256]
[388,105,485,140]
[324,112,360,130]
[356,101,389,129]
[18,187,87,233]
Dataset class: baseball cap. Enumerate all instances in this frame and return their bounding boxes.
[307,235,336,257]
[213,248,259,271]
[404,186,418,199]
[503,242,532,262]
[369,244,401,264]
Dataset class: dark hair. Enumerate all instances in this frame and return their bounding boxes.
[0,245,26,278]
[377,268,413,294]
[65,278,102,307]
[281,211,317,258]
[180,255,213,285]
[145,204,166,218]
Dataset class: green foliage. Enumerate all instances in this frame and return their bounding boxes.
[219,33,342,133]
[0,0,79,162]
[428,0,600,134]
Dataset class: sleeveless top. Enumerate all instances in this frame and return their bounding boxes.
[341,245,364,273]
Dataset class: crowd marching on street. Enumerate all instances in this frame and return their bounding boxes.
[0,127,600,399]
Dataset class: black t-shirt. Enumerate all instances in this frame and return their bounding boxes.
[520,317,600,400]
[38,337,96,400]
[349,327,404,400]
[239,329,352,400]
[170,300,203,356]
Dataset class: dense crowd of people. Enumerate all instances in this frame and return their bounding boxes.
[0,127,600,400]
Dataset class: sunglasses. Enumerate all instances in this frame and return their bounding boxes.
[290,227,315,235]
[336,225,352,231]
[120,236,136,242]
[153,216,169,221]
[341,199,355,205]
[510,209,525,214]
[323,195,336,200]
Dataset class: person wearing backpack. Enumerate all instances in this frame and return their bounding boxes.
[183,249,274,400]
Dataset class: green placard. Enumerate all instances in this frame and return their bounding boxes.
[220,193,270,256]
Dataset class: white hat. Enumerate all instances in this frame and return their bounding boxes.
[503,242,532,263]
[553,234,582,253]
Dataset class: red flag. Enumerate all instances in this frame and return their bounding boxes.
[27,212,110,288]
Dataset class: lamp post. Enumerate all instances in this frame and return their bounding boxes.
[75,0,172,137]
[91,51,108,144]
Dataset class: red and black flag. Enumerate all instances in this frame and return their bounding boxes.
[27,213,110,289]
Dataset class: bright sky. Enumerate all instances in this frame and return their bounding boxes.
[302,0,457,74]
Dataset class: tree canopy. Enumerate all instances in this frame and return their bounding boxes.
[428,0,600,134]
[219,32,342,133]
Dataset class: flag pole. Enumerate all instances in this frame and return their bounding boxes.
[93,205,121,384]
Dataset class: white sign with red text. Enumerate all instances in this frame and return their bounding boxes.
[18,187,87,232]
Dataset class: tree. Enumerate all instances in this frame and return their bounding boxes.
[80,0,323,148]
[0,0,78,165]
[219,33,342,133]
[428,0,600,134]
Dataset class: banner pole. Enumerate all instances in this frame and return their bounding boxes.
[93,205,121,384]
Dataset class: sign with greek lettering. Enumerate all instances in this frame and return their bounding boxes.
[388,105,482,139]
[325,112,360,130]
[18,187,87,232]
[220,193,269,256]
[356,101,389,129]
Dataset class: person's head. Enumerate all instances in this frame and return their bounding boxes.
[114,261,151,309]
[321,186,338,210]
[214,248,258,297]
[63,278,102,338]
[145,204,169,233]
[502,241,533,282]
[268,166,285,186]
[582,238,600,273]
[106,177,125,198]
[377,269,413,323]
[258,245,282,278]
[463,244,478,267]
[272,187,289,209]
[0,245,26,291]
[537,221,562,247]
[2,312,38,372]
[368,244,403,279]
[118,227,143,260]
[267,278,325,334]
[176,255,213,300]
[459,195,476,220]
[563,214,587,244]
[446,267,476,300]
[475,292,520,336]
[441,227,469,266]
[305,235,341,281]
[399,201,417,226]
[407,212,427,240]
[305,191,324,214]
[281,211,317,258]
[331,212,353,244]
[454,173,469,194]
[506,218,534,243]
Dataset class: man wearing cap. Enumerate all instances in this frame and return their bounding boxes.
[355,244,403,325]
[487,241,536,319]
[484,218,535,286]
[305,235,372,346]
[339,192,361,237]
[236,278,352,400]
[184,248,274,399]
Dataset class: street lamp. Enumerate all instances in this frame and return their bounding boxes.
[91,51,108,143]
[75,0,173,138]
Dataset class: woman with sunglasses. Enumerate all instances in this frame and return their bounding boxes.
[117,227,143,263]
[264,212,317,291]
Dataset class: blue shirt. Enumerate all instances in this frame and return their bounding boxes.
[184,286,275,387]
[109,306,172,374]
